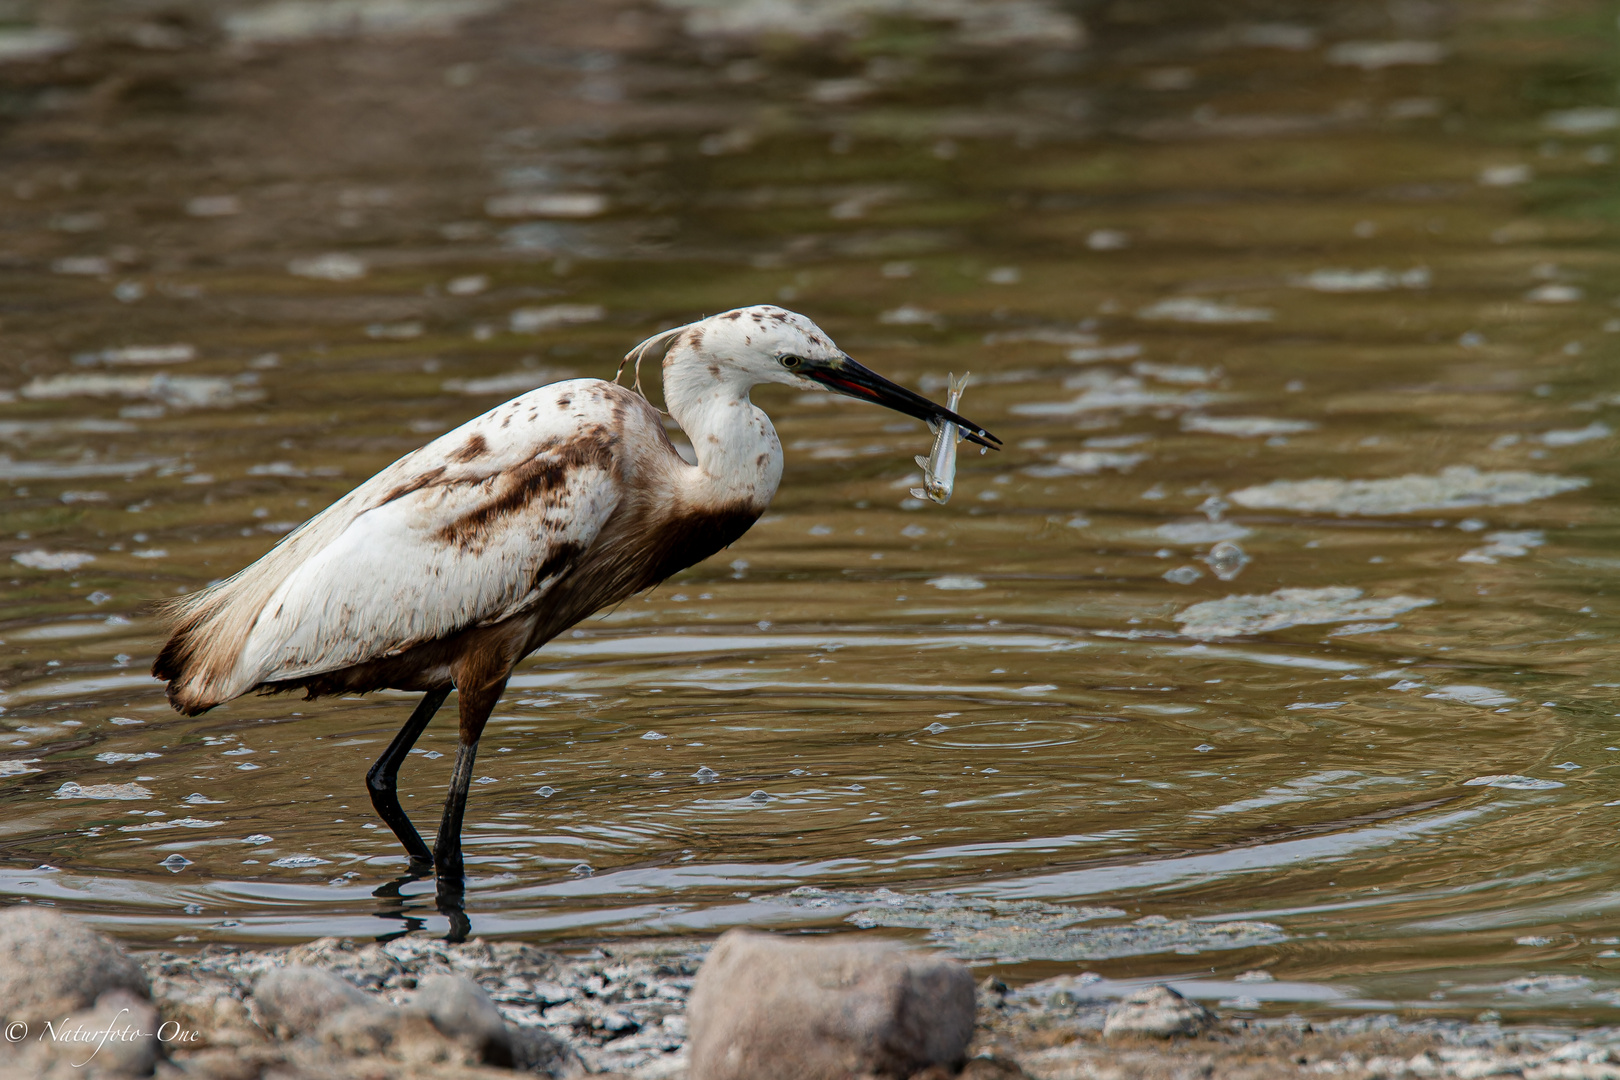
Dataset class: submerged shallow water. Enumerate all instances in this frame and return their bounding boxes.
[3,0,1620,1022]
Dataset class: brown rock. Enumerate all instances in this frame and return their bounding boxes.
[164,1048,278,1080]
[314,1004,399,1057]
[687,929,975,1080]
[252,965,379,1039]
[915,1057,1032,1080]
[1102,985,1215,1039]
[33,988,160,1078]
[403,973,514,1065]
[391,1010,479,1068]
[0,908,149,1025]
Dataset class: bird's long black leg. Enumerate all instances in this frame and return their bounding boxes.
[366,686,450,873]
[433,675,506,900]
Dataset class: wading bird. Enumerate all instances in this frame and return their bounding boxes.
[153,305,999,909]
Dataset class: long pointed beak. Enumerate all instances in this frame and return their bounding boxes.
[804,355,1002,449]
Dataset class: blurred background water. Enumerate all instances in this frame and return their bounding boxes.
[2,0,1620,1022]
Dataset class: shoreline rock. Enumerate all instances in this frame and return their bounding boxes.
[4,909,1620,1080]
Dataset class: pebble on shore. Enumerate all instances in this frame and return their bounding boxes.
[4,907,1620,1080]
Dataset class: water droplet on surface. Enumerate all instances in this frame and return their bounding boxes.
[1204,541,1250,581]
[925,722,948,734]
[160,854,191,873]
[641,731,668,740]
[748,790,771,802]
[536,786,556,798]
[693,766,718,783]
[1195,744,1215,753]
[571,863,594,877]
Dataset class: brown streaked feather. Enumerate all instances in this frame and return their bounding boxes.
[434,431,616,553]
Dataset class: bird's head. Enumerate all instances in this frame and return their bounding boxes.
[628,304,1001,449]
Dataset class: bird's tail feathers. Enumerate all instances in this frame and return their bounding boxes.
[150,501,355,714]
[150,577,259,714]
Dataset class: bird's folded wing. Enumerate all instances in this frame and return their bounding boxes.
[230,383,630,686]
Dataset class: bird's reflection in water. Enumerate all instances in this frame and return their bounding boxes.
[371,871,471,943]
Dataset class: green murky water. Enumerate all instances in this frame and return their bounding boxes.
[4,0,1620,1021]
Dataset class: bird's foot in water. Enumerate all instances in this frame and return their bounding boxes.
[434,876,470,943]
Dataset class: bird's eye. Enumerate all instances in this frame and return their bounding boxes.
[778,354,802,369]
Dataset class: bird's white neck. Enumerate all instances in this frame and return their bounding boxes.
[661,351,783,511]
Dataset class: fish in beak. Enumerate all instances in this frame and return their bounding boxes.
[799,354,1002,450]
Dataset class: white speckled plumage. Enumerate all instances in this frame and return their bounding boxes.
[155,306,849,714]
[151,304,995,894]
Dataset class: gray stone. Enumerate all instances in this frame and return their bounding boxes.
[38,989,160,1077]
[0,908,149,1025]
[511,1026,589,1078]
[402,973,513,1066]
[314,1004,400,1057]
[252,965,378,1038]
[1102,985,1215,1039]
[687,928,975,1080]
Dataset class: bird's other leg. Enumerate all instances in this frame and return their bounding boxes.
[366,686,450,874]
[433,673,507,893]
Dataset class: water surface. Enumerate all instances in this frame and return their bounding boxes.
[3,0,1620,1022]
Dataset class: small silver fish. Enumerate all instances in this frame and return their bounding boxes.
[910,372,969,505]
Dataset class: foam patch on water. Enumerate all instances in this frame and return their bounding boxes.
[1183,416,1315,437]
[0,457,169,481]
[1326,40,1446,69]
[1463,775,1564,791]
[51,782,153,800]
[1133,361,1215,385]
[1066,343,1140,363]
[84,344,198,366]
[1459,530,1544,565]
[1424,685,1518,707]
[1154,521,1252,545]
[1290,267,1429,292]
[1137,297,1272,324]
[1011,371,1214,417]
[225,0,501,44]
[508,304,605,333]
[929,575,985,590]
[269,856,331,869]
[286,252,367,280]
[442,368,574,395]
[1047,450,1148,475]
[1542,107,1620,135]
[20,373,261,409]
[486,193,607,219]
[1229,466,1586,515]
[761,887,1285,961]
[117,818,224,833]
[1176,586,1434,640]
[664,0,1086,47]
[1541,423,1611,447]
[0,27,75,62]
[12,550,96,571]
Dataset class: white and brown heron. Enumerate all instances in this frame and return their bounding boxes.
[153,305,999,905]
